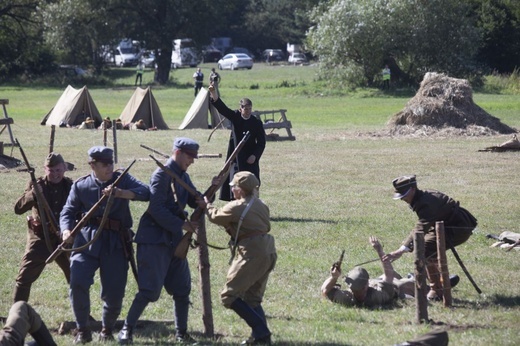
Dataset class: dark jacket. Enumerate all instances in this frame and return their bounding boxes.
[402,189,477,250]
[211,97,266,200]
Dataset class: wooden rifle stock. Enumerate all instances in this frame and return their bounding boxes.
[46,160,136,264]
[174,131,251,259]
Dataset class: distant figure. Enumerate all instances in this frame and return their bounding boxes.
[193,67,204,97]
[210,68,221,87]
[382,65,391,90]
[131,119,148,131]
[78,117,95,130]
[135,61,144,86]
[99,117,112,130]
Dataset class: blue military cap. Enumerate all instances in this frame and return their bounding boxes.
[173,137,199,158]
[88,146,114,164]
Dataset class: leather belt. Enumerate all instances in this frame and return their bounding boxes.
[88,217,122,232]
[237,231,268,242]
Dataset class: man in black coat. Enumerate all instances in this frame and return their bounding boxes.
[208,84,266,201]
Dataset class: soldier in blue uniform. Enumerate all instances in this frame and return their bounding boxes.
[117,138,202,345]
[60,146,149,344]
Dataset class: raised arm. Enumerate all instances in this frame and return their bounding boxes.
[370,236,394,284]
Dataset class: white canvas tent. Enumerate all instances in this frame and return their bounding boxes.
[119,87,169,129]
[41,85,102,127]
[178,87,226,129]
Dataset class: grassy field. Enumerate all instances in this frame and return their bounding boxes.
[0,63,519,345]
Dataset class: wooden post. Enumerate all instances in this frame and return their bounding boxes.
[49,125,56,153]
[196,215,214,337]
[436,221,452,307]
[414,231,429,324]
[112,120,118,164]
[103,124,108,147]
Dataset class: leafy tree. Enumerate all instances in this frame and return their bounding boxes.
[41,0,114,71]
[240,0,320,54]
[468,0,520,73]
[0,1,56,79]
[106,0,242,84]
[307,0,481,87]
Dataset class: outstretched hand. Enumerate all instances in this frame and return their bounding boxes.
[369,236,382,251]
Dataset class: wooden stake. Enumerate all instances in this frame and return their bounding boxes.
[414,231,429,323]
[196,214,214,337]
[436,221,452,307]
[112,120,118,164]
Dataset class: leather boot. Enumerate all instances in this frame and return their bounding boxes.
[29,322,57,346]
[426,262,443,301]
[117,324,133,345]
[230,298,271,341]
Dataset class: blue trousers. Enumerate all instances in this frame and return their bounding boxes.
[69,247,128,330]
[125,243,191,334]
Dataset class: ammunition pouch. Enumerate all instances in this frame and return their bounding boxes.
[27,216,44,235]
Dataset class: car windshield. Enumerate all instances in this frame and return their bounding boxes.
[235,54,250,58]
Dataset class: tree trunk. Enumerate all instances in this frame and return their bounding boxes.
[155,47,172,84]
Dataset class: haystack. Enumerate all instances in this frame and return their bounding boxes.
[387,72,517,136]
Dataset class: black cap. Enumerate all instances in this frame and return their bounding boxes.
[392,175,417,200]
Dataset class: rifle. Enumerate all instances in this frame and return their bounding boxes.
[141,143,222,159]
[121,229,138,283]
[46,160,136,264]
[486,233,516,244]
[17,139,57,253]
[332,250,345,271]
[174,131,251,259]
[141,144,169,159]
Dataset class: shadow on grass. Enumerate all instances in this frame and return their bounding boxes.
[450,293,520,310]
[56,319,352,345]
[270,216,338,224]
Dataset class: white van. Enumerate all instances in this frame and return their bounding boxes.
[171,39,199,69]
[113,39,141,67]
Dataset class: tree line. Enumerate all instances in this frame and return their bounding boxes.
[1,0,519,86]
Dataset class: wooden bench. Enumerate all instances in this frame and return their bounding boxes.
[252,109,296,141]
[0,99,17,151]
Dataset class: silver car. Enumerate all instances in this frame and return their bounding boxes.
[217,53,253,70]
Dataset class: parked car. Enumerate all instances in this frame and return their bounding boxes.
[262,49,285,62]
[217,53,253,70]
[141,50,155,67]
[201,46,223,63]
[288,52,308,64]
[226,47,255,61]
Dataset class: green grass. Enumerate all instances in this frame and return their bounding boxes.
[0,64,519,345]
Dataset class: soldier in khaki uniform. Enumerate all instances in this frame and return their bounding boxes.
[13,153,73,303]
[321,237,415,308]
[203,171,276,345]
[0,301,56,345]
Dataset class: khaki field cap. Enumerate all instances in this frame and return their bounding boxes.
[45,152,65,167]
[230,171,259,194]
[88,146,114,164]
[392,175,417,200]
[344,266,369,292]
[173,137,199,158]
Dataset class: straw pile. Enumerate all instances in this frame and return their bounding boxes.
[385,72,517,137]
